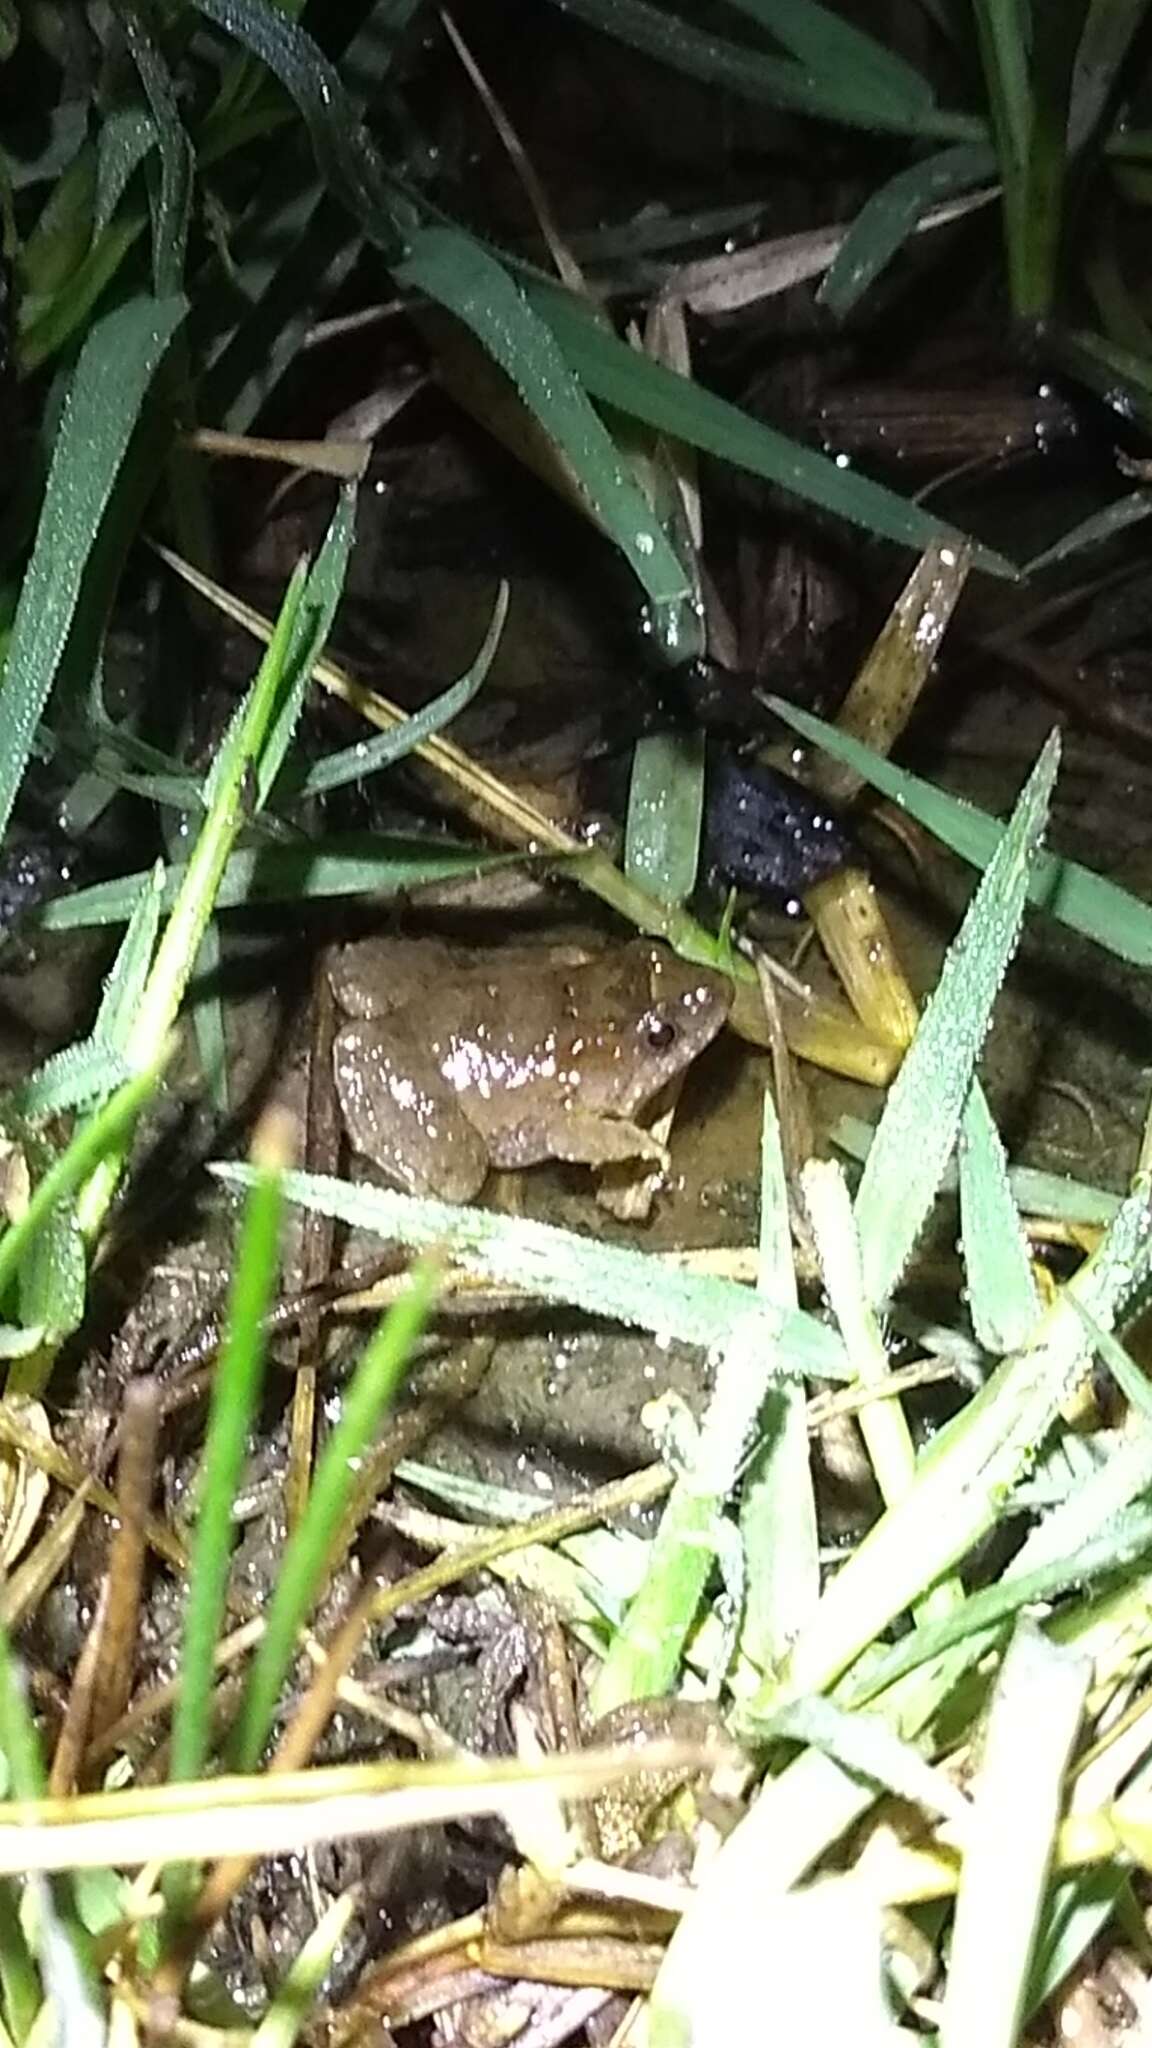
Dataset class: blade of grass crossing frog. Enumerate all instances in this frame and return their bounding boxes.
[212,1164,852,1381]
[529,282,1014,572]
[959,1080,1039,1356]
[738,1091,819,1672]
[757,1173,1152,1706]
[818,142,996,317]
[941,1622,1089,2048]
[853,733,1059,1311]
[721,0,937,106]
[767,695,1152,969]
[292,581,509,798]
[0,293,186,844]
[394,228,694,633]
[119,4,193,295]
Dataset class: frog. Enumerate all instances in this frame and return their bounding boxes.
[327,936,730,1203]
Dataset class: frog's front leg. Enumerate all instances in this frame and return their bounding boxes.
[489,1110,670,1174]
[332,1023,490,1202]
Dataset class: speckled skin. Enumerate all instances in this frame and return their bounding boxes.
[329,937,730,1202]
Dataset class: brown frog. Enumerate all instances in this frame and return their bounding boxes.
[328,937,730,1202]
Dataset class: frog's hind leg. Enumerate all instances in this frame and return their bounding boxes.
[489,1111,669,1175]
[332,1024,489,1203]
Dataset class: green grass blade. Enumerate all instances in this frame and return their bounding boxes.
[395,228,693,634]
[211,1164,852,1381]
[0,293,186,845]
[941,1622,1088,2048]
[819,142,995,316]
[544,0,982,139]
[1069,0,1150,150]
[959,1081,1039,1356]
[0,1059,168,1331]
[290,581,508,798]
[0,1877,39,2043]
[119,3,193,295]
[168,1133,284,1798]
[854,734,1059,1309]
[590,1295,775,1709]
[767,694,1152,967]
[260,484,356,806]
[973,0,1032,170]
[34,836,513,930]
[624,729,706,904]
[531,282,1015,571]
[739,1092,818,1673]
[1022,489,1152,571]
[93,108,155,236]
[228,1259,438,1771]
[722,0,936,106]
[757,1176,1152,1705]
[843,1502,1152,1706]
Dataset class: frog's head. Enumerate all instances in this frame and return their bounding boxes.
[583,945,731,1117]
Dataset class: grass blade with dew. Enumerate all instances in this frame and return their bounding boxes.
[818,142,996,317]
[119,2,193,296]
[72,524,348,1249]
[289,581,508,799]
[0,292,186,846]
[768,694,1152,969]
[749,1172,1152,1710]
[543,0,983,140]
[738,1091,818,1674]
[722,0,937,108]
[1022,489,1152,572]
[959,1080,1040,1356]
[212,1164,851,1382]
[33,837,517,931]
[588,1296,776,1711]
[226,1257,440,1772]
[395,228,695,646]
[832,1107,1124,1230]
[0,1060,170,1393]
[854,734,1059,1311]
[940,1621,1089,2048]
[257,484,356,807]
[162,1114,288,1931]
[802,1158,917,1506]
[530,280,1015,573]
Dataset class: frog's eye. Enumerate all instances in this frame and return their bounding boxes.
[645,1016,677,1052]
